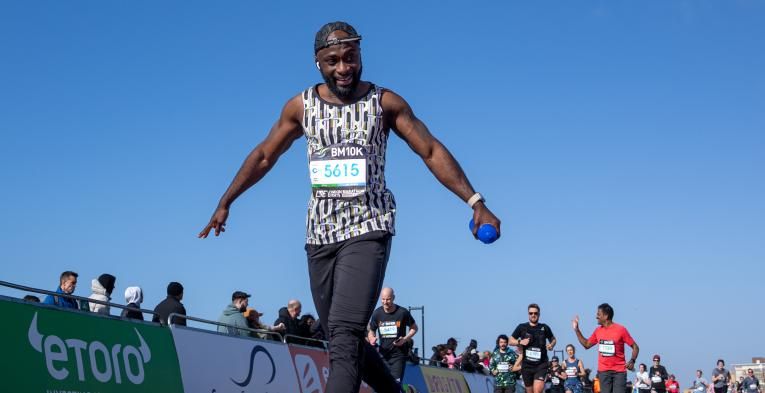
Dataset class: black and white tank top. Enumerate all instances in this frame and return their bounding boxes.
[302,84,396,245]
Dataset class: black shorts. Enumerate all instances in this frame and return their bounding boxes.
[521,361,549,386]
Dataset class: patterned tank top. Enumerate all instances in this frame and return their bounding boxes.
[301,84,396,245]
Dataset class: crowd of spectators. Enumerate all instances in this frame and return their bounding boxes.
[20,270,324,346]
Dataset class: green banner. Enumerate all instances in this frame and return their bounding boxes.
[0,297,184,392]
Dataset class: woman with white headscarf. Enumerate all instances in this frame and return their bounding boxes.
[121,286,144,320]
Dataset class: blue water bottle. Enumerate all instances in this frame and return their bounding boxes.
[469,219,499,244]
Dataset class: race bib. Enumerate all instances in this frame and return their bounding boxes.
[652,376,663,383]
[566,367,577,377]
[309,143,368,199]
[750,385,757,390]
[598,340,615,357]
[552,377,561,385]
[498,362,510,372]
[379,324,397,338]
[525,347,542,361]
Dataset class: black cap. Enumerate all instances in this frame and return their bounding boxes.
[552,356,559,362]
[232,291,251,301]
[97,273,116,294]
[167,282,184,297]
[314,21,361,54]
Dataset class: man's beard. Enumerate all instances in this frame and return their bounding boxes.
[322,65,363,99]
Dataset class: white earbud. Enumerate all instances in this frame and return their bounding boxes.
[315,62,320,69]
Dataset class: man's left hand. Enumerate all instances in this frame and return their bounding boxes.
[471,203,501,238]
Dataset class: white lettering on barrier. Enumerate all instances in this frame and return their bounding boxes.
[44,335,69,380]
[29,312,151,385]
[89,341,112,383]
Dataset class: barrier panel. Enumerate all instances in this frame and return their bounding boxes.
[0,297,184,392]
[287,344,373,393]
[171,325,300,393]
[403,363,429,392]
[418,365,472,393]
[463,372,497,393]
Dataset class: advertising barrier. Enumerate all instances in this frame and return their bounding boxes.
[419,365,471,393]
[287,344,373,393]
[463,372,497,393]
[0,298,184,392]
[402,363,429,392]
[171,326,300,393]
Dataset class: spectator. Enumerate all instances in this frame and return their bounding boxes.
[274,299,303,336]
[243,307,285,340]
[89,273,116,314]
[23,295,40,302]
[43,271,79,309]
[217,291,251,336]
[300,314,316,338]
[152,281,186,326]
[121,286,144,320]
[482,350,491,369]
[460,339,479,371]
[310,318,327,341]
[429,344,448,368]
[445,346,459,369]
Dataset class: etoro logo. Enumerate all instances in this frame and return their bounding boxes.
[27,312,152,384]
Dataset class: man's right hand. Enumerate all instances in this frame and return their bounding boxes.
[199,207,229,238]
[572,315,580,331]
[519,337,530,346]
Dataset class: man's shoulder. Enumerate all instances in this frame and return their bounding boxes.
[393,304,410,316]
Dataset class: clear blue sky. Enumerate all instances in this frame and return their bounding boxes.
[2,1,763,385]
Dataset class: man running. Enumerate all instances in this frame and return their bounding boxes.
[490,334,523,393]
[510,304,557,393]
[650,355,669,393]
[713,360,731,393]
[692,370,709,393]
[572,303,639,393]
[198,21,500,393]
[743,369,761,393]
[367,287,418,383]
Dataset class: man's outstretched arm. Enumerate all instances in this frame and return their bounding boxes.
[382,89,500,235]
[572,316,594,349]
[199,95,304,238]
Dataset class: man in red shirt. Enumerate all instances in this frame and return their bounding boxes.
[572,303,640,393]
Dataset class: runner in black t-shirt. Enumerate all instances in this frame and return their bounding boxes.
[650,355,669,393]
[511,303,557,393]
[367,287,418,382]
[549,356,567,393]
